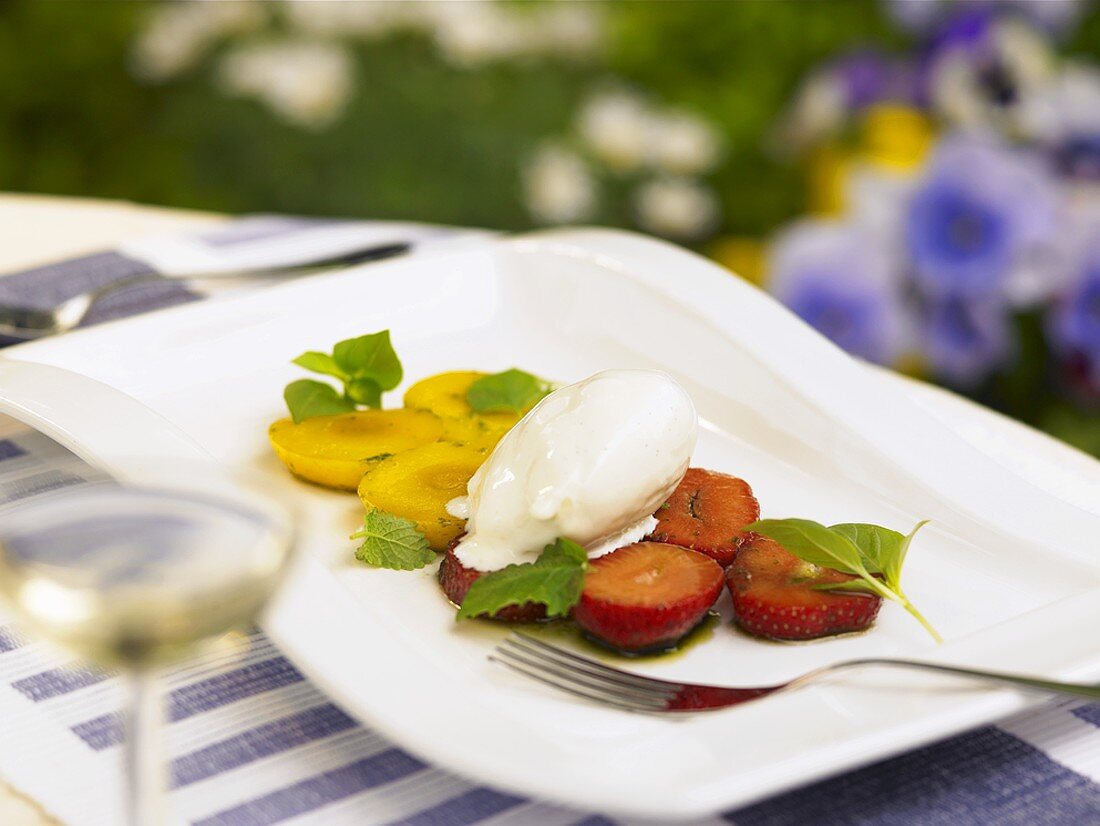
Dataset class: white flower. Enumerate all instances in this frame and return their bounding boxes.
[772,71,847,154]
[522,145,597,224]
[281,0,401,37]
[425,1,520,67]
[219,41,354,129]
[577,90,653,172]
[132,1,265,81]
[1018,63,1100,142]
[526,4,603,60]
[648,111,722,175]
[421,1,603,66]
[634,178,719,239]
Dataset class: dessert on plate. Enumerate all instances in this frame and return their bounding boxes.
[269,330,940,657]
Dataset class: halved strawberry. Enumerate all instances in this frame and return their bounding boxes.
[726,534,882,641]
[647,468,760,566]
[438,541,547,622]
[572,542,724,654]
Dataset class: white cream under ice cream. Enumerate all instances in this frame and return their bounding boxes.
[448,369,697,571]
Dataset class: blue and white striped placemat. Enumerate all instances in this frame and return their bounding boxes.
[0,218,1098,825]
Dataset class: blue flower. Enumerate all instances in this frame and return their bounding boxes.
[1050,247,1100,387]
[922,297,1014,385]
[830,51,917,110]
[1025,66,1100,181]
[890,1,1084,41]
[905,135,1056,298]
[770,220,910,365]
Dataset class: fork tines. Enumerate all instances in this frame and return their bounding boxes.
[490,632,684,713]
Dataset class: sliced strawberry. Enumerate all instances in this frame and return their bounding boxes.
[438,541,547,622]
[726,534,882,641]
[573,542,724,654]
[647,468,760,566]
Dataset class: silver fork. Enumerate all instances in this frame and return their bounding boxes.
[0,241,410,340]
[491,632,1100,713]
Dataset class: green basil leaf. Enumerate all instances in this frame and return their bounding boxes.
[831,521,928,589]
[457,537,587,619]
[466,368,550,414]
[752,517,940,642]
[284,379,355,424]
[292,351,346,380]
[830,523,904,575]
[332,330,403,390]
[746,518,867,576]
[895,520,929,586]
[352,508,435,570]
[812,580,883,596]
[346,377,382,409]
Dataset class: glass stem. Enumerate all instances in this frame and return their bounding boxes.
[125,668,164,826]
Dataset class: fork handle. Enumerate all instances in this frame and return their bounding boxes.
[68,242,413,329]
[824,658,1100,702]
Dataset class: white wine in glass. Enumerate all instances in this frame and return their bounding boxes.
[0,474,296,825]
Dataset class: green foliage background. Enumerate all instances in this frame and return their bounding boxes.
[0,0,906,233]
[0,0,1097,454]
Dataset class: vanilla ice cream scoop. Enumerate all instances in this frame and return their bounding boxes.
[448,369,697,571]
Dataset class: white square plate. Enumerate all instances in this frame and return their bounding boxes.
[2,229,1099,819]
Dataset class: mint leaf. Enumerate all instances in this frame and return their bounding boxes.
[467,369,550,414]
[333,331,402,391]
[346,377,382,408]
[292,351,346,380]
[537,536,588,567]
[457,537,587,619]
[747,518,868,577]
[352,508,434,570]
[285,330,403,420]
[285,379,355,424]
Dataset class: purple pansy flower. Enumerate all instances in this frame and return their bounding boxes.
[905,135,1056,298]
[1050,245,1100,388]
[1021,65,1100,181]
[769,220,910,365]
[890,1,1084,41]
[831,51,919,110]
[773,51,917,154]
[911,7,1056,132]
[921,297,1014,385]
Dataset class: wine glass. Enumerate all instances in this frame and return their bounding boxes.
[0,465,297,825]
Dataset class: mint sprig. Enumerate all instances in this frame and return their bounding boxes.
[285,330,403,423]
[747,518,940,642]
[466,368,550,414]
[284,379,356,421]
[457,538,587,619]
[352,508,435,570]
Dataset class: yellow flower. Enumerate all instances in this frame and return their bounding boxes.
[859,105,934,171]
[807,144,851,216]
[710,236,768,287]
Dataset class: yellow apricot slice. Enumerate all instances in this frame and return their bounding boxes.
[403,371,487,418]
[439,412,521,450]
[405,370,527,450]
[357,441,490,550]
[269,409,443,491]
